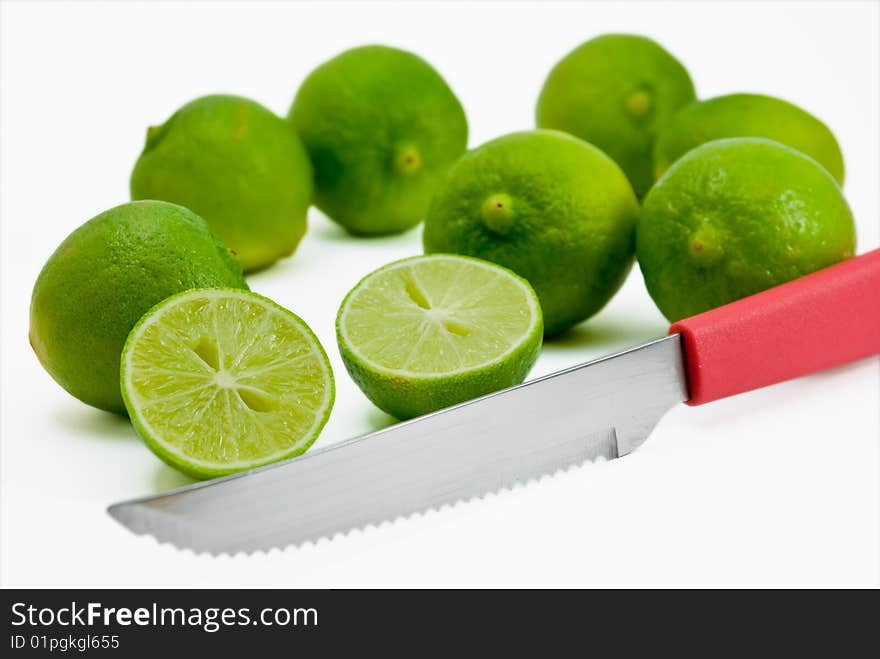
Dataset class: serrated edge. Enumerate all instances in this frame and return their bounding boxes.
[108,450,616,557]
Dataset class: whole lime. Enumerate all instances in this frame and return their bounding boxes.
[637,138,856,322]
[130,95,313,272]
[654,93,845,183]
[536,34,696,197]
[30,201,248,414]
[289,45,468,235]
[423,130,639,336]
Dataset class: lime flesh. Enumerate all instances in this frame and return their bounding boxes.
[121,289,334,479]
[336,254,543,420]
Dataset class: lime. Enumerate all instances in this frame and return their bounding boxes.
[423,130,639,336]
[289,45,468,235]
[130,95,313,272]
[336,255,542,420]
[653,93,845,183]
[121,289,334,479]
[30,201,248,414]
[637,138,856,322]
[536,34,696,197]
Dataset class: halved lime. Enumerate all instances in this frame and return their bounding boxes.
[121,289,334,479]
[336,254,543,420]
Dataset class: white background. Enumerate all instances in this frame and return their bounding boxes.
[1,1,878,587]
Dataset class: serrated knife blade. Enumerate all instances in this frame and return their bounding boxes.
[108,335,687,554]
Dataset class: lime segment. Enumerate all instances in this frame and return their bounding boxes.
[121,289,334,479]
[337,255,543,420]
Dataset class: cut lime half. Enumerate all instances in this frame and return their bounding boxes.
[121,289,334,479]
[337,254,543,420]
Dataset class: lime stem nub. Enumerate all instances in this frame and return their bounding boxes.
[145,125,162,149]
[625,89,653,118]
[481,193,515,235]
[395,145,421,175]
[688,225,725,265]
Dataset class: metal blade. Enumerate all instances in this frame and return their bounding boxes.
[108,334,688,554]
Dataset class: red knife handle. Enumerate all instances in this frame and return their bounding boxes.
[669,249,880,406]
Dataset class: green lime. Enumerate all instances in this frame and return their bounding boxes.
[289,45,468,235]
[30,201,248,414]
[130,95,313,272]
[536,33,696,197]
[637,138,856,322]
[423,130,639,336]
[336,255,542,420]
[121,288,334,479]
[653,93,845,183]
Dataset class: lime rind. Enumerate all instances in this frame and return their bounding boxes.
[336,254,543,420]
[652,93,845,184]
[535,34,696,197]
[637,137,856,322]
[121,288,335,479]
[289,45,468,235]
[422,130,639,335]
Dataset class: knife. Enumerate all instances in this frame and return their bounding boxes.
[108,249,880,554]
